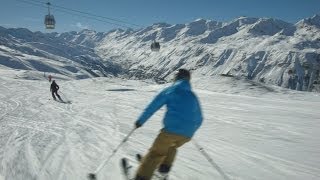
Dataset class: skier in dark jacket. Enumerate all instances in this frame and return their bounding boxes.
[50,80,62,101]
[134,69,203,180]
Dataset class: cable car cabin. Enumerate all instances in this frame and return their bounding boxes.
[151,41,160,52]
[45,14,55,29]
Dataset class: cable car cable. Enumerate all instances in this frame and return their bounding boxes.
[15,0,142,28]
[15,0,160,51]
[15,0,135,29]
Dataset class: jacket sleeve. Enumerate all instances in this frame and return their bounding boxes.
[136,89,168,126]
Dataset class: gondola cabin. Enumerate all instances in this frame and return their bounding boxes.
[44,2,55,29]
[45,14,55,29]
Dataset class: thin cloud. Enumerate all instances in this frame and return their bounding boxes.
[74,22,90,29]
[0,24,15,28]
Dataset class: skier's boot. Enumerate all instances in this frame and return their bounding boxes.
[158,164,170,179]
[159,164,170,173]
[134,175,147,180]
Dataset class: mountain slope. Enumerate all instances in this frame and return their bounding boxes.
[0,15,319,91]
[96,15,320,91]
[0,28,119,79]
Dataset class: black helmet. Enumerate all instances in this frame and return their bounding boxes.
[174,69,191,81]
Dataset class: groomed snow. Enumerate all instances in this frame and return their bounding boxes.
[0,69,319,180]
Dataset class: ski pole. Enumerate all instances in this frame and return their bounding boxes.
[88,127,136,180]
[192,140,231,180]
[59,91,67,99]
[58,91,71,103]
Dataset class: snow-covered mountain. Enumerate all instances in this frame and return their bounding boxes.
[0,27,120,79]
[0,15,319,91]
[96,15,320,91]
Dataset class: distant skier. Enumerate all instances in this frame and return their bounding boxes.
[134,69,203,180]
[50,80,62,101]
[48,74,52,82]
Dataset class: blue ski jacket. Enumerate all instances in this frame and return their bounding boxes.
[136,80,203,138]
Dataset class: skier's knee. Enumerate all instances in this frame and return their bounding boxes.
[149,149,167,159]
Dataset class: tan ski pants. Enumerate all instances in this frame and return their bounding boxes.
[135,130,190,180]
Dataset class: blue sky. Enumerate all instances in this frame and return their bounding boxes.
[0,0,319,32]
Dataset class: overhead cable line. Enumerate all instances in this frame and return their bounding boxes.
[15,0,142,29]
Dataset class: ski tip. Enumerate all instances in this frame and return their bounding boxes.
[87,173,96,180]
[121,158,128,167]
[136,154,142,161]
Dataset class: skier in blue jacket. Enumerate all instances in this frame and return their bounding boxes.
[134,69,203,180]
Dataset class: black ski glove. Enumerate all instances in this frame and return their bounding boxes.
[135,121,142,128]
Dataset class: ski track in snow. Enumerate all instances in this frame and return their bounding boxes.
[0,72,320,180]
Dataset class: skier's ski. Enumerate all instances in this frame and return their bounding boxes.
[121,158,132,180]
[52,98,72,104]
[121,155,168,180]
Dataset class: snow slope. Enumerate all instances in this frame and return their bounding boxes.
[0,69,319,180]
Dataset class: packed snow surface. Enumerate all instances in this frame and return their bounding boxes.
[0,69,319,180]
